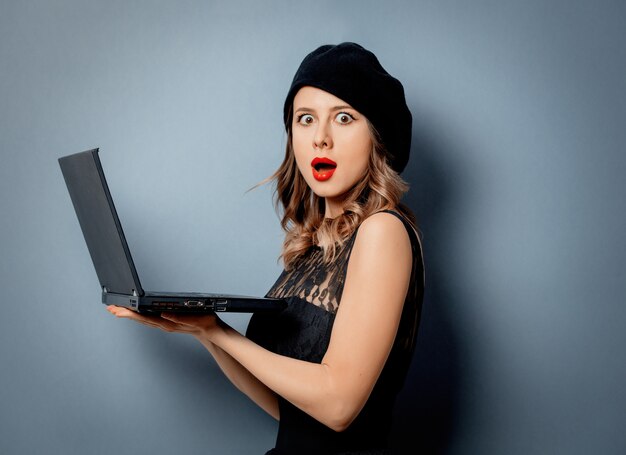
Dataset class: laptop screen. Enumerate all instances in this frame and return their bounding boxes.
[59,149,144,296]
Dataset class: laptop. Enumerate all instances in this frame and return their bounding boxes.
[58,148,286,314]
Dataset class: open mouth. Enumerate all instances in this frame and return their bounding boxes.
[311,157,337,181]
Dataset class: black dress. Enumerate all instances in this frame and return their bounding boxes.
[246,210,424,455]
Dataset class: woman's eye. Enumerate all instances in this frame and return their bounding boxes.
[335,112,354,124]
[297,114,314,125]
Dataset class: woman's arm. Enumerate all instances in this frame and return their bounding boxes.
[184,212,412,432]
[109,211,411,431]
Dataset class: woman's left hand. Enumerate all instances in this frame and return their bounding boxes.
[106,305,220,339]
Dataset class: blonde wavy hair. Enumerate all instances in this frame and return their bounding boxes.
[257,111,418,270]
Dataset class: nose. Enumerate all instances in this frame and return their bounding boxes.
[313,121,333,150]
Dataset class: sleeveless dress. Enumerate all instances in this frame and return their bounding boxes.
[246,210,425,455]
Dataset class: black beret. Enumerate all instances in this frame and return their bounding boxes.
[283,42,412,173]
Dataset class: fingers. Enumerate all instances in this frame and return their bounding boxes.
[106,305,154,322]
[160,312,177,321]
[160,312,220,338]
[106,305,137,318]
[106,305,196,334]
[161,312,215,327]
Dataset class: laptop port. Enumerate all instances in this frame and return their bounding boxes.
[215,300,228,312]
[184,300,204,308]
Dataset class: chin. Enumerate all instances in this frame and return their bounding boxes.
[304,176,353,200]
[311,187,348,200]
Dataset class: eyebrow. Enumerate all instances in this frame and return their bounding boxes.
[294,105,354,114]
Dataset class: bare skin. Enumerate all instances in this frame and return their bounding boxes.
[108,87,413,432]
[292,86,372,219]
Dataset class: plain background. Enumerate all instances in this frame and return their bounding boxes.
[1,1,624,454]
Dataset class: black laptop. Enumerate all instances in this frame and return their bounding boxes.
[59,148,286,314]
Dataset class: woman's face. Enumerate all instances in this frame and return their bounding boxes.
[291,86,372,213]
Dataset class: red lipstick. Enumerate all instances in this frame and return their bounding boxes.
[311,157,337,181]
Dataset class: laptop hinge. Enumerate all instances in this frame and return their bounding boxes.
[102,286,137,297]
[102,290,139,309]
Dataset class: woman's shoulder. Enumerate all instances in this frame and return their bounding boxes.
[353,209,412,252]
[358,209,410,236]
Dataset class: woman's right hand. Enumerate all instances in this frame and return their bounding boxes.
[106,305,220,340]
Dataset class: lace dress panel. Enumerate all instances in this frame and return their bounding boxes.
[250,210,425,455]
[266,234,357,314]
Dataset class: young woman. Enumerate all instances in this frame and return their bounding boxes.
[108,42,425,455]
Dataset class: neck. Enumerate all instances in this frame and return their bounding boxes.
[324,196,346,219]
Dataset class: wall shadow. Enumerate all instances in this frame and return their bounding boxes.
[390,123,463,454]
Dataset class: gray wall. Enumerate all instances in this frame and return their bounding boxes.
[1,1,624,454]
